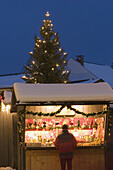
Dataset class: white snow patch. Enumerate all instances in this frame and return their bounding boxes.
[13,82,113,103]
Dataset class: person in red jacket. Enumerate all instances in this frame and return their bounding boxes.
[54,124,78,170]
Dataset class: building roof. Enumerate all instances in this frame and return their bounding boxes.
[0,58,113,90]
[68,58,97,82]
[0,59,97,89]
[0,73,24,89]
[13,82,113,105]
[84,62,113,88]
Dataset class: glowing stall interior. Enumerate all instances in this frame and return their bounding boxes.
[25,104,107,147]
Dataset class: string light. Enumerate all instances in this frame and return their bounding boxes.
[64,81,67,83]
[35,43,39,47]
[42,27,44,30]
[59,48,62,52]
[62,71,66,74]
[43,40,46,43]
[56,64,59,67]
[52,68,54,70]
[63,60,66,63]
[29,51,33,55]
[45,11,50,17]
[64,52,67,55]
[45,50,47,53]
[45,32,48,35]
[39,40,41,42]
[32,61,35,64]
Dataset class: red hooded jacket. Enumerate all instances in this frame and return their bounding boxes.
[54,129,77,159]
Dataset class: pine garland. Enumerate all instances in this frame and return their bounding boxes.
[18,105,108,145]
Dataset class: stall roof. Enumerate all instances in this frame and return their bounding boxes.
[13,82,113,104]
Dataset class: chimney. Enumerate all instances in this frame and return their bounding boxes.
[77,55,84,66]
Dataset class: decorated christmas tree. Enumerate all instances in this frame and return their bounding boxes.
[22,12,70,83]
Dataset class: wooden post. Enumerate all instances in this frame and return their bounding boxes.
[105,108,113,170]
[12,113,18,169]
[17,106,26,170]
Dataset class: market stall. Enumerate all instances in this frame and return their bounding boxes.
[11,82,113,170]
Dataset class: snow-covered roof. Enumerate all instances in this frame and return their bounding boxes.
[68,58,97,82]
[84,62,113,88]
[13,82,113,104]
[4,91,12,104]
[0,73,24,89]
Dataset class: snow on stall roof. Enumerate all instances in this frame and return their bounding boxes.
[4,91,12,104]
[13,82,113,103]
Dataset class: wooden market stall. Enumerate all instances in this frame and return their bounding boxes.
[11,82,113,170]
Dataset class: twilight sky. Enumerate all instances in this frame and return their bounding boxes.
[0,0,113,74]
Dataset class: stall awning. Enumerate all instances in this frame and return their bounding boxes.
[13,82,113,104]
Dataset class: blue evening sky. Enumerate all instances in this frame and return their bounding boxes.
[0,0,113,74]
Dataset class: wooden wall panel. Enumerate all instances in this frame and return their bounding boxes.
[0,111,13,167]
[26,148,105,170]
[0,111,4,165]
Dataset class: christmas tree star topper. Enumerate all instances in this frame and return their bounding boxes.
[45,11,50,18]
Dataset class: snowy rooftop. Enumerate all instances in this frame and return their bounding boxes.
[68,58,97,82]
[0,73,24,89]
[13,82,113,104]
[84,62,113,88]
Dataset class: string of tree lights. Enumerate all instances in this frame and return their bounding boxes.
[22,12,70,83]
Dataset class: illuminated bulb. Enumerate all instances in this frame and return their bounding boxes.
[42,27,44,30]
[29,51,33,55]
[43,20,46,22]
[64,52,67,55]
[45,50,47,53]
[35,43,39,47]
[66,71,69,73]
[22,75,26,78]
[51,24,53,27]
[62,71,66,74]
[64,81,67,83]
[56,64,59,67]
[59,48,62,52]
[32,61,35,64]
[43,40,46,43]
[39,40,41,42]
[52,68,54,71]
[63,60,66,63]
[45,32,48,35]
[45,11,50,17]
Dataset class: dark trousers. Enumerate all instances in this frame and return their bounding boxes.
[60,158,72,170]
